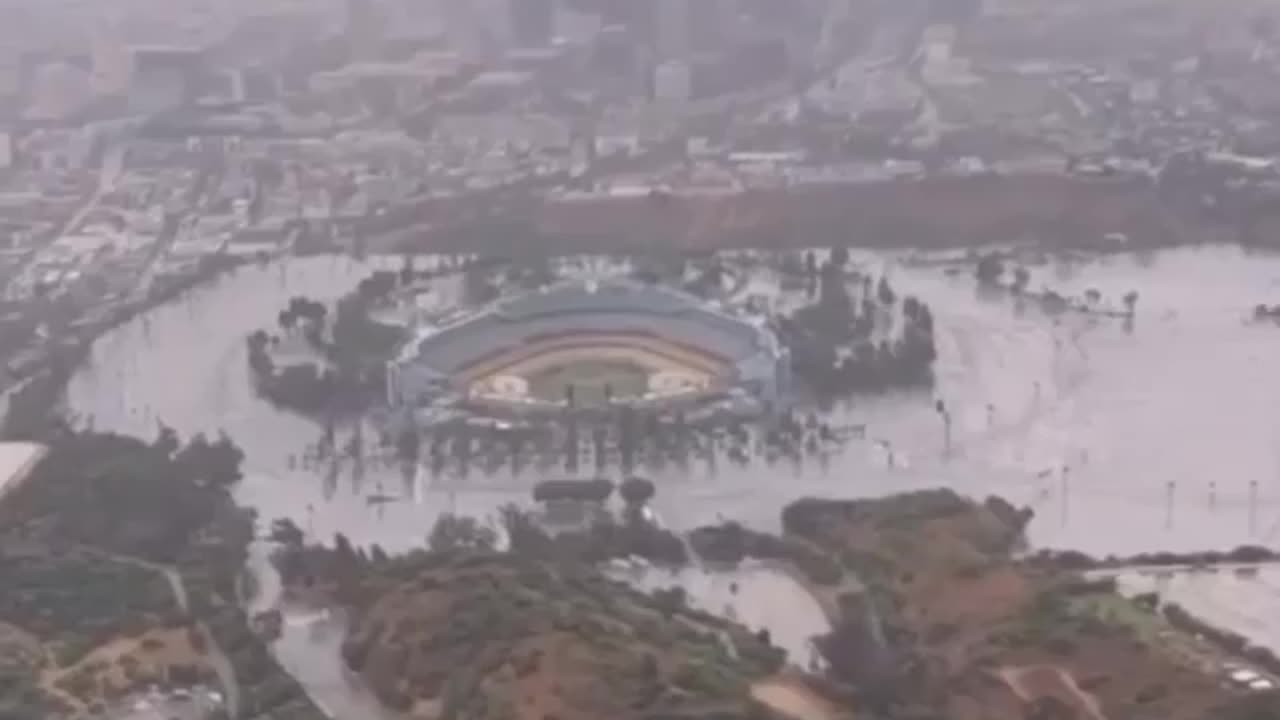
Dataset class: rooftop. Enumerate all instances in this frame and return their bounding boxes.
[401,279,775,376]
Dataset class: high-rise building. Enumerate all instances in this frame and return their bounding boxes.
[510,0,556,48]
[127,47,204,115]
[654,0,691,60]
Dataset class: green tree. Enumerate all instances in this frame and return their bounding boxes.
[428,515,497,553]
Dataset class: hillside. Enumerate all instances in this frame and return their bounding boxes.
[0,431,328,720]
[340,552,789,720]
[782,490,1280,720]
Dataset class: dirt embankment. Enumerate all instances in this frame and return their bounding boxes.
[393,174,1235,255]
[782,490,1276,720]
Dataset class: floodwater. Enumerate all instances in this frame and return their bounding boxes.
[245,542,397,720]
[65,246,1280,557]
[60,244,1280,712]
[1115,567,1280,658]
[63,246,1280,717]
[610,560,831,667]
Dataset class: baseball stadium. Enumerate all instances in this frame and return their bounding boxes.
[386,279,789,416]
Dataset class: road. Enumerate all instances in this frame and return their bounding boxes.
[6,145,125,300]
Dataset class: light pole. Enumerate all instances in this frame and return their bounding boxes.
[1249,480,1259,537]
[1060,464,1070,527]
[1165,481,1176,530]
[935,399,951,458]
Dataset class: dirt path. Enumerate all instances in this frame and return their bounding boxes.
[79,548,242,719]
[751,676,848,720]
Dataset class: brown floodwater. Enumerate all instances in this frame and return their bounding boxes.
[63,247,1280,715]
[66,246,1280,557]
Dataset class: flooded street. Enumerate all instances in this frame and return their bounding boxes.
[66,247,1280,557]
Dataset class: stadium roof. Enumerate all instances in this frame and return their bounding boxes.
[403,279,772,376]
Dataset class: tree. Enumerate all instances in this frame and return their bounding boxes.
[620,476,656,508]
[399,256,415,286]
[831,246,850,268]
[1123,291,1139,316]
[903,296,920,322]
[498,504,553,555]
[334,532,357,560]
[269,518,305,548]
[818,261,853,322]
[152,424,180,458]
[428,514,497,553]
[208,432,245,487]
[975,254,1004,285]
[1011,267,1030,295]
[877,277,896,305]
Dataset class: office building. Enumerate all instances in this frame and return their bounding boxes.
[127,47,205,115]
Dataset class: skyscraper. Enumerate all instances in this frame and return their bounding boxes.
[127,47,204,115]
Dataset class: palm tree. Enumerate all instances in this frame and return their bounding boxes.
[1123,291,1139,317]
[935,399,951,456]
[1011,267,1030,295]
